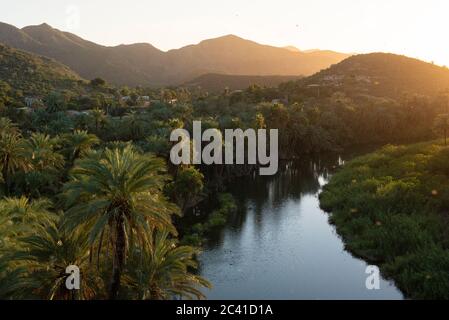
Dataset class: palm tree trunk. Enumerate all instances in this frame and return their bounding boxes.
[108,216,126,300]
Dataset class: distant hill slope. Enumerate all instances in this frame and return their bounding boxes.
[183,73,303,92]
[163,35,349,83]
[0,42,83,95]
[303,53,449,98]
[0,22,350,86]
[0,22,165,87]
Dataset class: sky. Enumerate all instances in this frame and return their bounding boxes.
[1,0,448,65]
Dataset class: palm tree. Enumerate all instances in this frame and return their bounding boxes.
[62,145,178,299]
[90,108,106,132]
[0,197,55,230]
[0,256,27,299]
[0,197,56,299]
[123,111,145,139]
[0,131,30,195]
[20,133,65,196]
[62,130,100,162]
[25,133,64,169]
[0,197,99,300]
[11,224,101,300]
[0,117,19,135]
[123,230,211,300]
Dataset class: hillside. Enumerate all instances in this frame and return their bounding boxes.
[0,22,350,86]
[302,53,449,98]
[0,42,83,95]
[0,22,165,86]
[183,73,303,92]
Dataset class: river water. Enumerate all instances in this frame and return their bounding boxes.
[198,150,403,299]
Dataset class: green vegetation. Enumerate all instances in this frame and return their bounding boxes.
[165,166,205,214]
[320,141,449,299]
[183,73,303,93]
[2,35,449,300]
[0,44,82,96]
[433,114,449,145]
[182,193,237,246]
[0,117,211,299]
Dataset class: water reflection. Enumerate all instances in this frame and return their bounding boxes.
[199,150,403,300]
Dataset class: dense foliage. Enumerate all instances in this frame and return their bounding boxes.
[1,42,449,299]
[0,119,211,299]
[320,141,449,299]
[0,44,82,96]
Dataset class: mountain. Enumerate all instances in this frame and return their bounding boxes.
[0,22,165,86]
[0,42,82,95]
[184,73,303,92]
[0,22,350,86]
[163,35,349,83]
[302,53,449,98]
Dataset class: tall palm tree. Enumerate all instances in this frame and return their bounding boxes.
[20,133,65,196]
[123,230,211,300]
[0,131,30,195]
[62,145,178,299]
[62,130,100,162]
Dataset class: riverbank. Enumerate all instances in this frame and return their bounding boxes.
[319,140,449,299]
[180,192,238,246]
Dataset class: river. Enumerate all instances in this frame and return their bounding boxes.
[198,149,403,299]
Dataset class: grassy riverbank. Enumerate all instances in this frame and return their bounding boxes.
[319,140,449,299]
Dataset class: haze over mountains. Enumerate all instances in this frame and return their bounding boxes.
[0,22,350,87]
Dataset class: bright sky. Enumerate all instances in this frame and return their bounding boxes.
[1,0,448,65]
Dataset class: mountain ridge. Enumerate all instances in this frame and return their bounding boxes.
[0,22,350,86]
